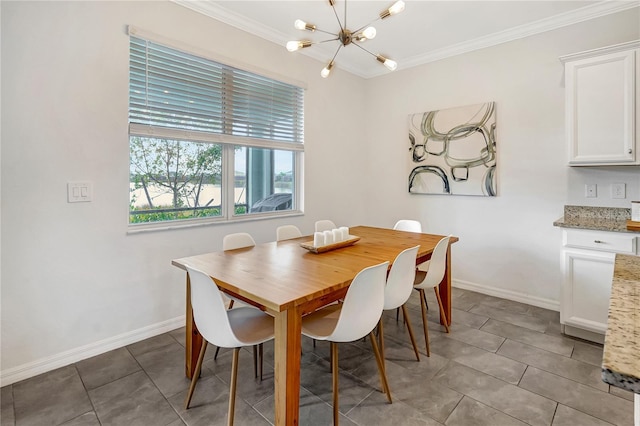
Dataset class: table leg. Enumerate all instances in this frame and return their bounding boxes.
[437,243,453,326]
[273,307,302,426]
[185,273,202,379]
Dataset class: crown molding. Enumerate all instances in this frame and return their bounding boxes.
[172,0,639,80]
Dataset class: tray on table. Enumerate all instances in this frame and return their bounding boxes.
[300,235,361,254]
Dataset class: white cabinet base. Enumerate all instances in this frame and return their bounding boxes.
[561,324,605,344]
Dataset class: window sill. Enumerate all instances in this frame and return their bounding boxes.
[126,210,305,235]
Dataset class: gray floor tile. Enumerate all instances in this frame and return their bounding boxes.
[59,411,101,426]
[127,333,179,358]
[1,385,15,426]
[469,304,549,332]
[88,370,180,426]
[447,308,489,329]
[433,361,557,426]
[13,365,92,426]
[76,347,141,390]
[347,388,443,426]
[438,324,506,353]
[552,404,615,426]
[429,336,526,384]
[253,386,357,426]
[481,319,575,356]
[167,375,271,426]
[203,347,275,406]
[609,385,635,401]
[133,337,200,399]
[444,396,528,426]
[571,340,604,367]
[497,339,609,391]
[526,306,560,324]
[519,366,633,426]
[169,327,186,347]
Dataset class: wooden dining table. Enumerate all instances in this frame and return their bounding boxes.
[172,225,458,425]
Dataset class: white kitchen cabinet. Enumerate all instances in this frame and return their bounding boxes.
[561,229,638,342]
[561,40,640,166]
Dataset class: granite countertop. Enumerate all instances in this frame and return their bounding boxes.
[553,205,639,233]
[601,254,640,393]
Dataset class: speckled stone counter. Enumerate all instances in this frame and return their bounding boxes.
[554,205,638,233]
[602,254,640,394]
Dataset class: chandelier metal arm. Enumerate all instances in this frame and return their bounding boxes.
[330,1,344,32]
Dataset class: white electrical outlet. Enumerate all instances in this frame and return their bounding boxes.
[611,183,626,199]
[585,184,597,198]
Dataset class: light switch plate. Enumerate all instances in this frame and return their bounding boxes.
[611,183,626,199]
[67,181,93,203]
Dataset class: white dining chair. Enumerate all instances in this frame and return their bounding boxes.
[393,219,422,233]
[413,235,452,357]
[302,261,392,424]
[220,232,263,378]
[183,266,274,426]
[315,220,337,232]
[379,246,421,362]
[392,220,429,319]
[276,225,303,241]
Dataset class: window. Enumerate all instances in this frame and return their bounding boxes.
[128,28,304,226]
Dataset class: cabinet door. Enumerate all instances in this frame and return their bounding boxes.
[561,249,615,333]
[566,49,637,165]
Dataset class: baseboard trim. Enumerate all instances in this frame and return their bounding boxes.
[453,279,560,312]
[0,316,185,387]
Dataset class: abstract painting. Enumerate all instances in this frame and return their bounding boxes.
[408,102,496,196]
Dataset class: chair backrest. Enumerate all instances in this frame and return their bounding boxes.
[185,266,243,348]
[384,246,419,310]
[416,236,451,289]
[276,225,302,241]
[315,220,337,232]
[393,220,422,233]
[326,261,389,343]
[223,232,256,250]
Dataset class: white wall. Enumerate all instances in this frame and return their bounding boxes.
[0,1,367,384]
[362,9,640,305]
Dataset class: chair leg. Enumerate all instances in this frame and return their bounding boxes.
[214,346,221,360]
[228,348,240,426]
[259,343,264,381]
[418,289,431,357]
[396,307,400,322]
[401,304,420,362]
[434,287,450,333]
[184,339,208,409]
[378,319,386,368]
[368,332,392,403]
[331,342,339,426]
[252,345,258,378]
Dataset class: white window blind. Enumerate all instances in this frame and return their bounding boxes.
[129,36,304,144]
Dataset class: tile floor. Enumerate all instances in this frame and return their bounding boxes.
[1,288,635,426]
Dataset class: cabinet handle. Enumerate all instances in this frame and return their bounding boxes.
[594,240,604,243]
[629,149,633,154]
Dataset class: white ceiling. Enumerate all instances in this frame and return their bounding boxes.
[173,1,639,78]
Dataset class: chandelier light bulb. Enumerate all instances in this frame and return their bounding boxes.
[380,0,405,19]
[384,58,397,71]
[321,61,335,78]
[376,54,397,71]
[388,1,405,15]
[294,19,316,31]
[362,26,377,40]
[286,40,312,52]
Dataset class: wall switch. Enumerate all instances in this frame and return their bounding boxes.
[68,181,93,203]
[611,183,626,199]
[585,184,597,198]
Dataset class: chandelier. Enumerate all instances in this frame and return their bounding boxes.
[286,0,405,78]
